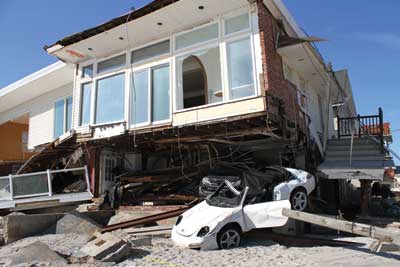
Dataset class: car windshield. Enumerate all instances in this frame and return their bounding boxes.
[206,180,243,208]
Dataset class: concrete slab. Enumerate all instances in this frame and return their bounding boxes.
[3,213,64,244]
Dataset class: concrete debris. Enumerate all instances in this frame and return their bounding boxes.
[53,212,101,235]
[3,213,64,244]
[80,232,132,263]
[4,241,67,266]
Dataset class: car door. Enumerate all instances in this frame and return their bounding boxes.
[242,200,290,230]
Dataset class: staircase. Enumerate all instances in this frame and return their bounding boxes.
[319,137,394,180]
[319,108,395,180]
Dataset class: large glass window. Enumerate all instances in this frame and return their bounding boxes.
[80,83,92,126]
[95,73,125,124]
[131,70,149,125]
[225,14,250,35]
[132,40,170,64]
[54,100,65,138]
[176,24,219,50]
[152,65,170,122]
[227,38,255,99]
[54,96,73,138]
[97,54,126,74]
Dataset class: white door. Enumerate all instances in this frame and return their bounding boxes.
[243,200,290,230]
[100,151,120,195]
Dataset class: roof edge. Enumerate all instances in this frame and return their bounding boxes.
[0,61,66,98]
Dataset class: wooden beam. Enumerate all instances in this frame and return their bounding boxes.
[282,208,400,246]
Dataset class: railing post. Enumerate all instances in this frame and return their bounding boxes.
[357,114,361,138]
[46,169,53,196]
[84,165,91,194]
[379,107,384,154]
[8,174,13,200]
[337,116,341,139]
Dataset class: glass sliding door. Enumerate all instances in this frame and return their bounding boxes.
[131,69,150,125]
[95,73,125,124]
[152,65,170,122]
[227,38,255,100]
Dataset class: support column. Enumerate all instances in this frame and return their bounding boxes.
[360,180,372,216]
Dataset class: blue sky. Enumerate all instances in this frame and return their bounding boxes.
[0,0,399,163]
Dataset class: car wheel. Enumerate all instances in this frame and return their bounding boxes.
[217,225,241,249]
[290,187,308,211]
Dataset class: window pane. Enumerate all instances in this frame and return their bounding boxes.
[97,54,126,74]
[95,73,125,124]
[132,40,170,63]
[131,70,149,125]
[152,65,170,122]
[80,83,92,126]
[225,14,250,35]
[176,24,218,50]
[227,38,255,99]
[54,99,65,138]
[82,65,93,78]
[66,97,72,131]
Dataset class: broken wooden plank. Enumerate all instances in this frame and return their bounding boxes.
[100,206,189,233]
[282,208,400,246]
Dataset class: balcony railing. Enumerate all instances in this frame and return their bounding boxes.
[337,108,385,152]
[0,166,90,201]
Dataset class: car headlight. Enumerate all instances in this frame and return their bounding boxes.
[274,190,281,200]
[175,215,183,226]
[197,226,210,237]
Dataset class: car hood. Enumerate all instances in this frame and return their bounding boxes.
[175,201,239,237]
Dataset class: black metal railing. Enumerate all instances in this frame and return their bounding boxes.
[337,108,384,151]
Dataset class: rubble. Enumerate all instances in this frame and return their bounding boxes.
[53,212,101,235]
[4,241,68,266]
[80,231,132,263]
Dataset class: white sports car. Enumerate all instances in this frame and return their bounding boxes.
[172,167,316,250]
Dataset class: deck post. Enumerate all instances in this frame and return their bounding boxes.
[46,169,53,196]
[84,165,91,194]
[8,174,13,200]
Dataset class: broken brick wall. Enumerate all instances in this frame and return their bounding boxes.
[256,1,305,135]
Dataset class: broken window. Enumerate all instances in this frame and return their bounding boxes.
[80,83,92,126]
[176,47,223,110]
[227,38,255,99]
[95,73,125,124]
[54,96,73,138]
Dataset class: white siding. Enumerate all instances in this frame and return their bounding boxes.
[0,83,73,149]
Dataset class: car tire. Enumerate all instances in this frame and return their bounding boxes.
[217,225,241,249]
[290,187,308,211]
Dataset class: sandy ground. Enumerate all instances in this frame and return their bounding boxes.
[0,233,399,266]
[118,235,400,267]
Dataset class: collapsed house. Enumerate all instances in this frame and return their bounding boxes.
[0,0,395,213]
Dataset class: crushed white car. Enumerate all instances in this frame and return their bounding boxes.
[172,167,316,250]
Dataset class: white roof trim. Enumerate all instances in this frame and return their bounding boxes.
[0,61,66,98]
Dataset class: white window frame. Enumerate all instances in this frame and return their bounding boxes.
[128,59,173,128]
[53,96,72,139]
[75,7,258,130]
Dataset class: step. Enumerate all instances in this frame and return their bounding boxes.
[324,155,386,162]
[326,150,383,157]
[327,145,380,151]
[328,138,378,146]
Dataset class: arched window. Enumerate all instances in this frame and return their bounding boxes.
[182,56,207,109]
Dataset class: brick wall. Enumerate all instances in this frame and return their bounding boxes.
[256,1,305,134]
